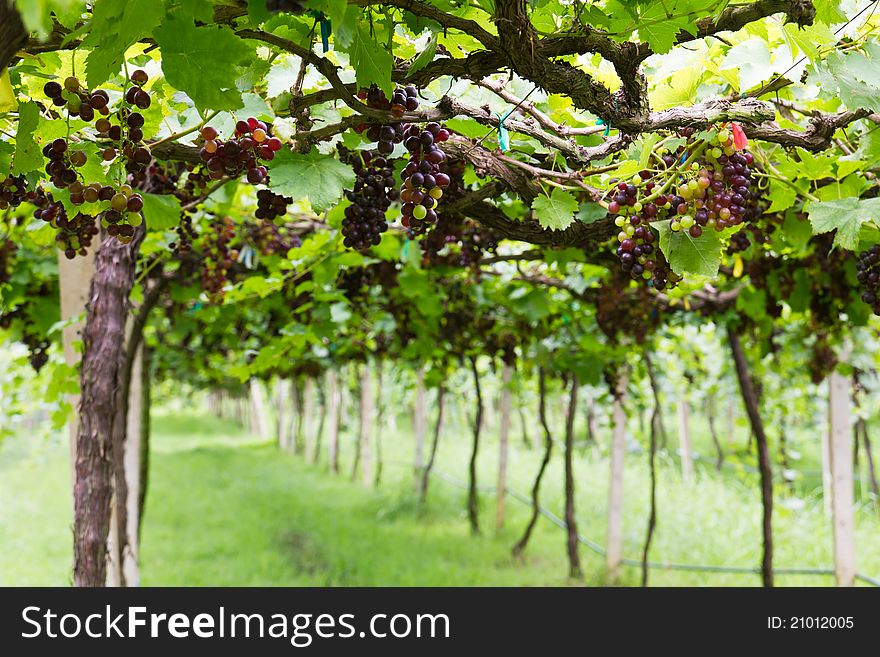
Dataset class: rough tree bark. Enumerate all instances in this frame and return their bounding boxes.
[858,419,880,515]
[467,356,483,535]
[495,363,513,531]
[518,403,532,449]
[419,385,446,505]
[512,368,552,557]
[707,395,724,471]
[606,370,627,583]
[727,327,774,588]
[413,367,427,490]
[564,374,582,578]
[0,1,27,75]
[74,230,144,588]
[585,396,599,445]
[642,355,662,587]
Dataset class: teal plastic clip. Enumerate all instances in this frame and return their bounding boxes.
[309,11,332,53]
[496,108,513,152]
[595,118,610,137]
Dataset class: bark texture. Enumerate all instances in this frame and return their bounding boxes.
[512,369,552,556]
[727,328,774,588]
[74,231,143,587]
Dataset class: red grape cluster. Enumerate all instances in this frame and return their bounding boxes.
[91,70,153,177]
[0,238,16,285]
[244,217,302,256]
[31,187,99,259]
[197,118,283,184]
[421,215,498,268]
[400,122,451,232]
[255,189,292,221]
[608,126,760,289]
[856,245,880,315]
[354,85,419,153]
[0,175,28,209]
[340,148,396,251]
[201,216,237,299]
[41,137,87,189]
[130,162,183,196]
[171,213,197,257]
[42,76,110,123]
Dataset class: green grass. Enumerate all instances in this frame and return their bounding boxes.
[1,404,878,586]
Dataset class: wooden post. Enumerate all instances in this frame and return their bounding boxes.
[828,370,856,586]
[495,363,513,530]
[606,372,627,582]
[359,366,373,486]
[275,378,289,450]
[58,250,96,484]
[414,368,427,489]
[249,379,269,441]
[677,395,695,483]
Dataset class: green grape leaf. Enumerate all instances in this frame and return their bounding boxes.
[407,34,438,78]
[653,220,722,277]
[576,202,607,224]
[0,142,13,173]
[720,38,773,92]
[806,197,880,251]
[268,148,355,211]
[348,22,393,97]
[638,4,692,54]
[811,44,880,112]
[532,188,578,231]
[82,0,164,87]
[736,287,767,322]
[141,193,182,231]
[155,18,253,111]
[12,101,42,175]
[513,288,551,323]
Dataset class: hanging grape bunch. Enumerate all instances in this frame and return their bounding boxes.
[0,238,16,286]
[355,85,415,151]
[421,215,498,269]
[856,245,880,316]
[42,76,110,123]
[608,124,761,290]
[41,138,88,189]
[41,70,156,247]
[400,121,451,233]
[201,215,237,299]
[243,214,302,256]
[29,187,98,258]
[0,175,28,209]
[255,189,292,221]
[197,118,283,184]
[339,147,396,251]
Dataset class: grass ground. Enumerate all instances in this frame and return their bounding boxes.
[1,400,878,586]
